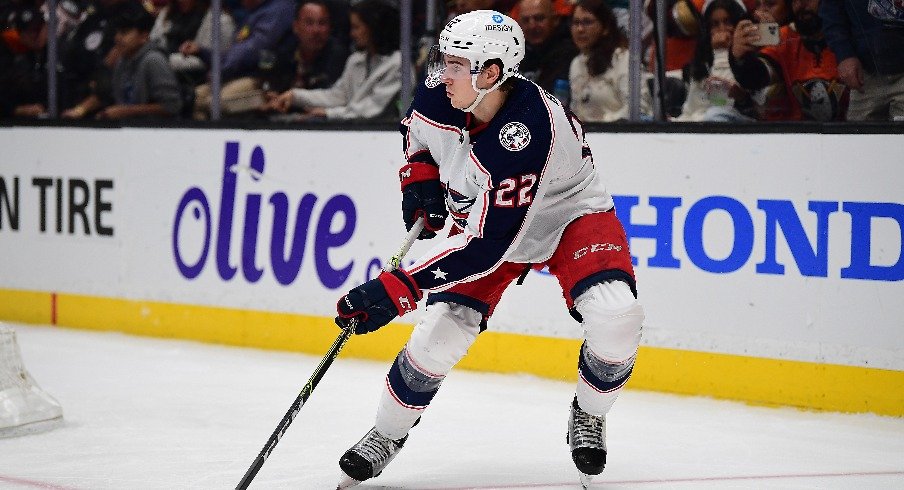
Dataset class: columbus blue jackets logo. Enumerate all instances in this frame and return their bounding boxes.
[499,122,531,151]
[446,187,476,228]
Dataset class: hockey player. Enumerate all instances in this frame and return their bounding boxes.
[335,9,644,489]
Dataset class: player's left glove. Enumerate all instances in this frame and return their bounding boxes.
[336,270,422,335]
[400,162,447,239]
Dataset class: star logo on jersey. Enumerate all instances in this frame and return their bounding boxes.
[499,122,531,151]
[432,268,448,280]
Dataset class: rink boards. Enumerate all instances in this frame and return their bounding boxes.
[0,127,902,416]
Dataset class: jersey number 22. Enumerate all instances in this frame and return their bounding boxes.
[495,173,537,207]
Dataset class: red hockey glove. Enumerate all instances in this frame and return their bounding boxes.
[400,162,447,239]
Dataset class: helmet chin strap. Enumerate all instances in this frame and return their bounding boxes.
[462,73,504,113]
[462,89,488,113]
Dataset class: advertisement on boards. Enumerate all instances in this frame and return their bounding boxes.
[1,128,901,369]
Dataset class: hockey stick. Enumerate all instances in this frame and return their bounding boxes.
[236,218,425,490]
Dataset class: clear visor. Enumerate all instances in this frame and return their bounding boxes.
[426,45,479,80]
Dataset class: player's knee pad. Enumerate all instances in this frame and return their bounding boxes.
[574,280,644,363]
[406,301,483,374]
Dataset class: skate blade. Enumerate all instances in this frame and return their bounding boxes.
[579,473,593,489]
[336,473,361,489]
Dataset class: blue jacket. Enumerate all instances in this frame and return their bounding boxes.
[819,0,904,75]
[218,0,295,80]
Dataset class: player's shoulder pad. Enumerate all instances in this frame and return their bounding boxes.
[404,73,465,129]
[472,77,555,186]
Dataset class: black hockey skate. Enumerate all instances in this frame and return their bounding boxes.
[566,397,607,488]
[336,427,408,489]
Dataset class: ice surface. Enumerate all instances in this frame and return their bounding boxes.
[1,323,902,489]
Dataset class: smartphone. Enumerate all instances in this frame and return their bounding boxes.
[752,22,780,46]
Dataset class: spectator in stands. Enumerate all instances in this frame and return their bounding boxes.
[45,0,85,39]
[150,0,236,88]
[744,0,796,119]
[677,0,755,121]
[604,0,653,37]
[568,0,652,121]
[261,0,348,101]
[321,0,351,48]
[507,0,573,18]
[2,0,87,118]
[453,0,498,14]
[517,0,578,92]
[59,0,138,119]
[651,0,706,74]
[730,0,850,121]
[151,0,209,56]
[754,0,792,25]
[192,0,295,119]
[267,0,405,121]
[819,0,904,121]
[94,5,183,118]
[0,2,49,118]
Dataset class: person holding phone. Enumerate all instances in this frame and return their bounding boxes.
[728,0,850,120]
[676,0,756,121]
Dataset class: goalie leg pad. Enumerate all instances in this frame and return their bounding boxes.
[573,280,644,416]
[375,301,482,439]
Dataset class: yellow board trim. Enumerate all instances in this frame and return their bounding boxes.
[2,288,902,416]
[0,289,53,325]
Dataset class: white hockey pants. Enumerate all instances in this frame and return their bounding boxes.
[373,280,643,439]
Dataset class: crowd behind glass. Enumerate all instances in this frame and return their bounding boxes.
[1,0,902,123]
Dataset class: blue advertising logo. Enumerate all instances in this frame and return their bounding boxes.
[613,195,904,281]
[492,14,503,23]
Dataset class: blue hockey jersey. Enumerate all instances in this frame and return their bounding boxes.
[400,75,614,292]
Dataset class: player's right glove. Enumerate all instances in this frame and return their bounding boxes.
[400,162,447,239]
[336,270,422,334]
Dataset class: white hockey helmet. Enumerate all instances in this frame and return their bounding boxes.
[430,10,524,111]
[439,10,524,83]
